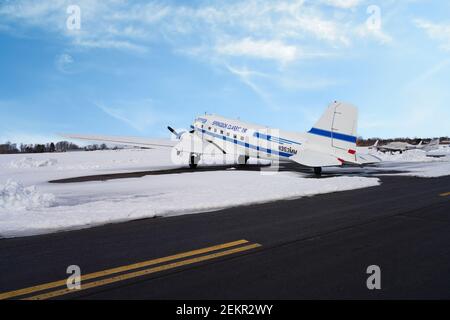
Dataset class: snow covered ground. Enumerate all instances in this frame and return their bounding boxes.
[0,145,449,238]
[355,145,450,178]
[0,148,382,238]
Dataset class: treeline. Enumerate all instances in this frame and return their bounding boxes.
[0,141,113,154]
[357,136,449,147]
[1,137,448,154]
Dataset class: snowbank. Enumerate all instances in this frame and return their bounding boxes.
[0,180,55,211]
[9,158,58,169]
[0,172,380,238]
[9,157,58,169]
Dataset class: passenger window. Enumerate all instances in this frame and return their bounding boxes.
[240,136,244,141]
[220,130,224,134]
[233,134,237,139]
[227,132,230,137]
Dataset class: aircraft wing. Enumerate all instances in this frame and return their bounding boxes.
[63,133,228,156]
[62,134,177,149]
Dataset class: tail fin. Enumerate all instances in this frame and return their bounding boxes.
[307,101,358,153]
[422,138,440,151]
[429,138,439,146]
[370,140,379,149]
[292,101,360,167]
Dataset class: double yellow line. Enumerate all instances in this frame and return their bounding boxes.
[0,239,261,300]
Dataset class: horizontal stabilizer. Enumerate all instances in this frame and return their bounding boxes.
[61,134,177,149]
[355,153,382,165]
[290,149,342,167]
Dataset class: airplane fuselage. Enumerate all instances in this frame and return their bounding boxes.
[191,114,305,161]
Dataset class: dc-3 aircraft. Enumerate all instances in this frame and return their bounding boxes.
[65,101,381,175]
[369,138,440,154]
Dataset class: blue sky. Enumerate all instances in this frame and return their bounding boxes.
[0,0,449,143]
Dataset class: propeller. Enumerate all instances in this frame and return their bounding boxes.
[168,126,191,139]
[167,126,178,136]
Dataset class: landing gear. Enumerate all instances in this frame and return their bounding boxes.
[238,155,250,165]
[189,153,199,169]
[314,167,322,176]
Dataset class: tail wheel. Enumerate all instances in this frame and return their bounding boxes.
[314,167,322,176]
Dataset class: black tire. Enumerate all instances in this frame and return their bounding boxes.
[314,167,322,175]
[189,154,198,169]
[238,155,250,166]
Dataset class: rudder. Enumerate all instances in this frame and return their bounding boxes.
[307,101,358,153]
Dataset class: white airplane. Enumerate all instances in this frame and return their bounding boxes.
[65,101,381,175]
[370,138,440,154]
[420,138,440,152]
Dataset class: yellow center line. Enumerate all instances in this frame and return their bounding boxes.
[0,239,249,300]
[24,243,262,300]
[439,192,450,197]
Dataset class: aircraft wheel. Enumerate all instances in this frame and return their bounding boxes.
[238,155,250,165]
[314,167,322,176]
[189,154,199,169]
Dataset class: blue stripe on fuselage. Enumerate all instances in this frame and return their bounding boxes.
[190,126,293,158]
[308,127,357,143]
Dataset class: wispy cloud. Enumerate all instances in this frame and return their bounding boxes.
[355,24,393,44]
[0,0,392,59]
[55,53,74,73]
[225,65,277,110]
[318,0,361,9]
[216,38,300,64]
[404,58,450,91]
[415,19,450,51]
[95,100,162,133]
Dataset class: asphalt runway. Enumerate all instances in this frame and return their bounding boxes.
[48,161,407,183]
[1,172,449,300]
